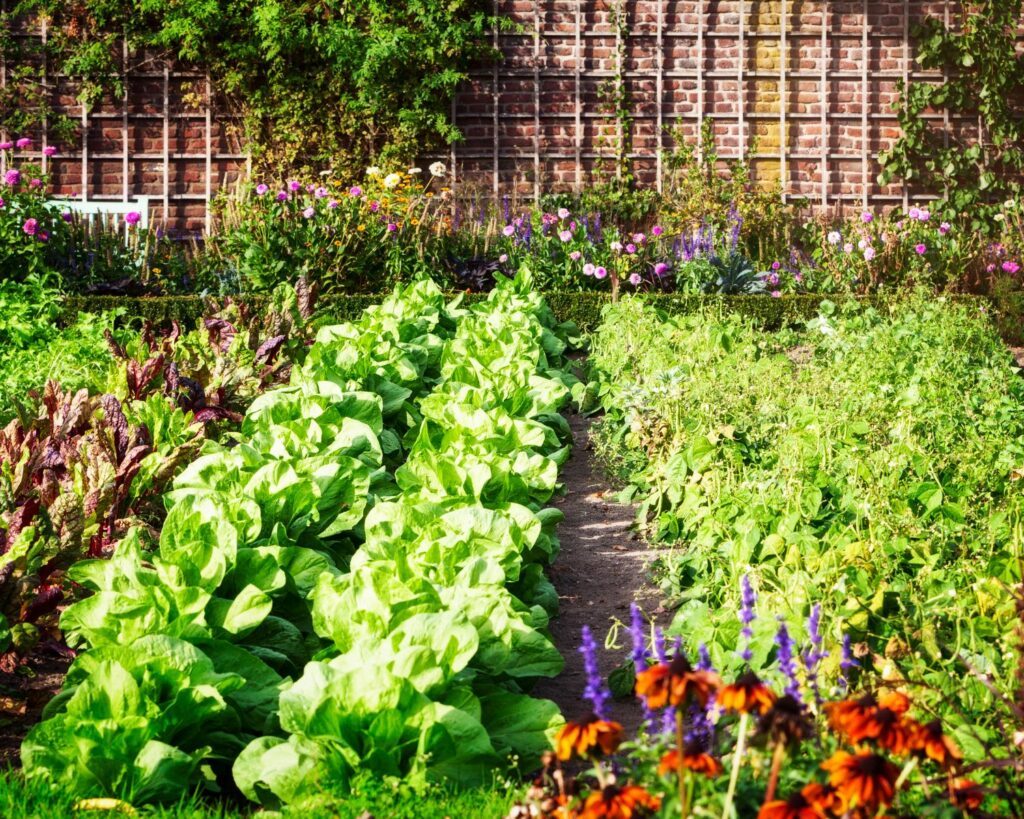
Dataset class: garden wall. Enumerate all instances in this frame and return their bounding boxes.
[5,1,1023,231]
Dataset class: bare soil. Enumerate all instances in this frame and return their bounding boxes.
[0,646,71,767]
[533,413,667,735]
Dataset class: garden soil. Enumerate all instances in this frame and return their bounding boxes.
[532,413,668,736]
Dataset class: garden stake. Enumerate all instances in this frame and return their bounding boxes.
[721,712,750,819]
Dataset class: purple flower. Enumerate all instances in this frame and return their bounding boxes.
[918,209,931,222]
[302,206,315,219]
[625,243,637,255]
[579,625,611,719]
[651,225,664,237]
[386,222,397,232]
[594,266,608,279]
[29,178,41,189]
[629,272,642,286]
[276,191,288,202]
[43,145,57,157]
[61,210,71,222]
[938,221,951,235]
[124,210,141,226]
[315,186,328,198]
[915,243,927,255]
[369,200,380,212]
[5,169,20,186]
[558,229,572,243]
[861,211,873,223]
[502,224,515,237]
[1003,261,1021,275]
[22,217,37,235]
[802,604,827,707]
[15,137,30,149]
[653,262,670,276]
[738,574,756,662]
[256,183,269,195]
[767,272,780,286]
[771,290,782,298]
[37,230,47,243]
[0,141,12,150]
[349,186,362,197]
[583,263,596,276]
[864,246,876,261]
[288,179,301,192]
[632,232,646,245]
[908,206,920,220]
[775,620,801,703]
[839,634,860,691]
[327,199,339,209]
[771,261,781,271]
[629,604,648,672]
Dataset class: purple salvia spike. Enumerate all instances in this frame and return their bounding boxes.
[579,625,611,719]
[775,619,802,704]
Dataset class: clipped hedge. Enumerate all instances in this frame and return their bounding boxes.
[64,291,989,334]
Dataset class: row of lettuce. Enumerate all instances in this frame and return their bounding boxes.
[584,295,1024,759]
[18,274,578,807]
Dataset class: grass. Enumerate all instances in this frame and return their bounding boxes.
[0,771,519,818]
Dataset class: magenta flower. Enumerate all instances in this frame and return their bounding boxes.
[771,261,781,270]
[768,272,780,286]
[305,183,315,193]
[987,263,997,273]
[328,199,339,209]
[61,210,71,222]
[915,243,927,255]
[502,224,515,237]
[653,262,669,276]
[5,169,20,186]
[651,225,664,236]
[276,191,288,202]
[0,142,11,150]
[625,243,637,254]
[938,222,951,235]
[498,253,508,263]
[908,207,920,220]
[315,186,328,198]
[632,232,646,245]
[349,186,362,197]
[124,211,141,226]
[861,211,873,223]
[594,266,608,279]
[288,179,301,191]
[43,145,57,157]
[29,178,41,189]
[558,229,572,243]
[369,201,380,212]
[0,198,5,208]
[1003,261,1021,274]
[771,290,782,298]
[302,206,315,219]
[37,230,48,242]
[918,209,930,222]
[628,272,642,286]
[15,137,31,149]
[256,183,269,195]
[22,217,37,235]
[386,222,397,232]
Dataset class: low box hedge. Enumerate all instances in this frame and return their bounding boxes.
[64,291,988,335]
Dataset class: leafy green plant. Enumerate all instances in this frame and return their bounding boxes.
[701,252,767,295]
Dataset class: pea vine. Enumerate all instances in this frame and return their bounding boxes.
[878,1,1024,232]
[0,0,502,176]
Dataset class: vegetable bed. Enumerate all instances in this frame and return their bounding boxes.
[15,273,579,809]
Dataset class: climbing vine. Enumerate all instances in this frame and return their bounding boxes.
[878,2,1024,232]
[0,0,501,176]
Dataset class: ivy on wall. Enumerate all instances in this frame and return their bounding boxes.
[878,1,1024,232]
[0,0,501,175]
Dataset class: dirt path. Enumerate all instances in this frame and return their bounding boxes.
[533,413,667,735]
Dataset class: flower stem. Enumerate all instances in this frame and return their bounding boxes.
[763,740,786,805]
[721,712,750,819]
[676,708,689,817]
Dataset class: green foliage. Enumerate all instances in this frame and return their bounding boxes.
[879,2,1024,231]
[8,0,500,175]
[701,252,767,295]
[587,295,1024,746]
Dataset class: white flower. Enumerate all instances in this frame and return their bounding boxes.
[366,166,381,177]
[995,213,1006,221]
[1006,199,1018,210]
[383,173,402,189]
[429,161,447,178]
[827,231,841,245]
[408,167,422,175]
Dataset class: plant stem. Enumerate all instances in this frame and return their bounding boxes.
[763,740,786,805]
[676,708,689,817]
[721,712,750,819]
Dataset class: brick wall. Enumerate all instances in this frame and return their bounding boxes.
[7,2,1023,231]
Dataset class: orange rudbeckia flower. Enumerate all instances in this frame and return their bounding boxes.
[821,750,899,812]
[950,778,984,812]
[579,784,661,819]
[555,713,624,761]
[634,654,720,710]
[658,742,723,778]
[799,782,841,815]
[718,670,777,715]
[757,786,830,819]
[912,719,962,769]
